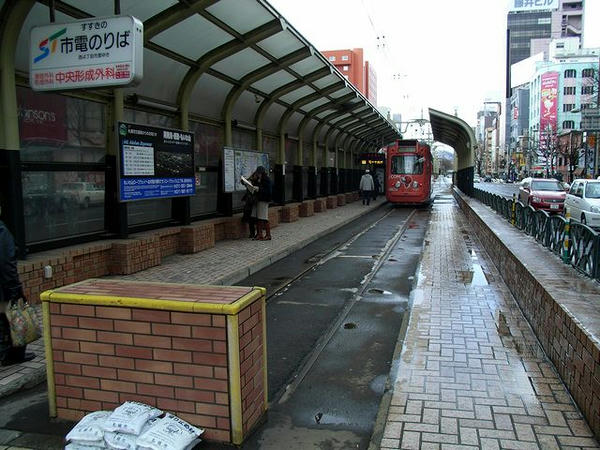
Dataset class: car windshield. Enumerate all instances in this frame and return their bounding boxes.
[391,154,423,175]
[530,180,563,191]
[585,183,600,198]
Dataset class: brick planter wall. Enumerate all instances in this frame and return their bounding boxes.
[179,224,215,254]
[109,235,161,275]
[268,206,280,228]
[345,193,355,204]
[280,204,299,223]
[313,199,326,213]
[299,201,314,217]
[157,227,182,258]
[326,196,338,209]
[453,189,600,438]
[42,280,267,445]
[337,194,346,206]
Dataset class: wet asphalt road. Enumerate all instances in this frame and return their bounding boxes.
[0,201,430,450]
[238,204,429,449]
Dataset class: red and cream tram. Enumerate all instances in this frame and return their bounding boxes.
[385,139,433,205]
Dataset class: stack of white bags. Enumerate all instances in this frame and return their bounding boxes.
[64,401,204,450]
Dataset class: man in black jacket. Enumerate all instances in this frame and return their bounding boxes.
[0,220,34,365]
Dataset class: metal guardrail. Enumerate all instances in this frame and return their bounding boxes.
[473,188,600,282]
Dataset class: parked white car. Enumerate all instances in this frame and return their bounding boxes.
[58,182,104,209]
[564,179,600,227]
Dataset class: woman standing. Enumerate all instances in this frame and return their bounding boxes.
[253,166,272,240]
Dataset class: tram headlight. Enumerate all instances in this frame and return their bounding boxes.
[395,181,401,188]
[412,181,419,188]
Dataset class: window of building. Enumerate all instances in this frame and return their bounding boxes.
[562,120,575,129]
[564,69,576,78]
[343,75,349,80]
[328,55,335,62]
[582,103,595,110]
[563,104,575,112]
[343,65,348,71]
[582,68,594,78]
[582,86,594,94]
[564,86,576,95]
[341,55,349,61]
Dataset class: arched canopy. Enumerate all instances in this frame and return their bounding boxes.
[428,108,475,171]
[7,0,400,150]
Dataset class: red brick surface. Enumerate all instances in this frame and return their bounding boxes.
[281,204,300,223]
[299,201,314,217]
[50,303,232,442]
[326,196,338,209]
[313,198,326,213]
[336,194,346,206]
[238,300,265,435]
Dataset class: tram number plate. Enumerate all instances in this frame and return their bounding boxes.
[550,204,559,209]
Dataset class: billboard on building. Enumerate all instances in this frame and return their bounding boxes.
[508,0,559,12]
[30,16,143,91]
[117,122,195,202]
[511,52,544,88]
[539,71,559,145]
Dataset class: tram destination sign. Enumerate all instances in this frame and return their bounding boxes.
[117,122,195,202]
[30,15,143,91]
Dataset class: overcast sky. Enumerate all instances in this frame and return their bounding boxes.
[268,0,600,129]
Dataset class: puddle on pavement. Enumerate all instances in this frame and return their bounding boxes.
[368,288,392,295]
[458,264,488,286]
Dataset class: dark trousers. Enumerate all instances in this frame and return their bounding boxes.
[0,312,26,363]
[362,190,372,205]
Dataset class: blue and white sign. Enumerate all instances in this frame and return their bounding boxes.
[117,122,195,202]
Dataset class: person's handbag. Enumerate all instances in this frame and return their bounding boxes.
[5,298,41,347]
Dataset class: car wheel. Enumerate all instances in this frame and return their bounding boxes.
[581,214,586,225]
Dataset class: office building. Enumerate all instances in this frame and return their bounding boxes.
[322,48,377,106]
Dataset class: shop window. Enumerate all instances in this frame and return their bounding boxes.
[17,87,106,163]
[22,171,105,243]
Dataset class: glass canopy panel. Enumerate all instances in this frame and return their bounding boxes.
[206,0,274,35]
[233,90,263,124]
[316,110,336,119]
[251,71,296,94]
[15,3,78,72]
[262,103,288,134]
[286,111,305,134]
[300,98,330,112]
[151,15,232,61]
[61,0,178,22]
[211,48,271,80]
[312,74,341,90]
[330,113,351,124]
[189,73,232,120]
[256,30,305,59]
[122,49,188,103]
[330,88,355,99]
[279,85,315,104]
[288,56,326,76]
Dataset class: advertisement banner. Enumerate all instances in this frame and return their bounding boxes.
[30,15,143,91]
[17,88,67,143]
[117,122,195,202]
[539,71,559,147]
[508,0,558,12]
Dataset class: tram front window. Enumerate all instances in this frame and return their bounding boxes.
[391,155,424,175]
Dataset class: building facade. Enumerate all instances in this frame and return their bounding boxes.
[322,48,377,106]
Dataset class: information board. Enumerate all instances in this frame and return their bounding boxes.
[223,147,270,193]
[117,122,195,202]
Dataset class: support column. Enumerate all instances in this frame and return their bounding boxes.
[0,0,35,258]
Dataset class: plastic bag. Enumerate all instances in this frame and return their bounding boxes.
[65,411,111,446]
[102,402,162,436]
[65,443,107,450]
[103,418,157,450]
[136,413,203,450]
[5,298,41,346]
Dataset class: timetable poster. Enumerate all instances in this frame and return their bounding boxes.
[223,146,270,193]
[117,122,195,202]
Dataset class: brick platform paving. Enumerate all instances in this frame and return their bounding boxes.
[380,190,600,449]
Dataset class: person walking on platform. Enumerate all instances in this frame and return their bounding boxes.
[253,166,273,240]
[0,218,34,366]
[359,169,374,205]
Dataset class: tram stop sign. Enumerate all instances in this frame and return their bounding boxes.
[30,15,143,91]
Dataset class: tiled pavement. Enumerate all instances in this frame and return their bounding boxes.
[380,189,600,449]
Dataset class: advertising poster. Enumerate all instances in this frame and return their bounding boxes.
[223,147,270,193]
[117,122,195,202]
[539,71,558,147]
